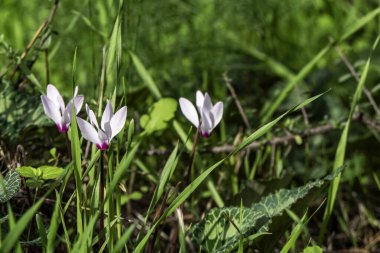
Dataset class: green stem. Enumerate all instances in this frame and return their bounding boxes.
[185,126,200,187]
[64,133,71,159]
[99,151,105,246]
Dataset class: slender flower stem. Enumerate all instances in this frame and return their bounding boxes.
[99,151,105,246]
[64,133,71,159]
[185,126,200,187]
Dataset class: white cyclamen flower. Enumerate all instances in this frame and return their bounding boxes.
[76,101,127,150]
[179,90,223,137]
[41,84,84,133]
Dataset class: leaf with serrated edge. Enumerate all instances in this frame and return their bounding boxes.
[191,168,343,253]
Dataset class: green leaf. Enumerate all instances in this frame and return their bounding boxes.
[140,98,177,134]
[16,166,36,178]
[38,166,65,180]
[190,169,343,253]
[303,246,323,253]
[0,170,21,203]
[26,179,44,188]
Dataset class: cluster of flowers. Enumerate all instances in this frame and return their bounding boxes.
[41,84,224,150]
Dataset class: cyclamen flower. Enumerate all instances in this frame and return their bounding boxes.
[76,101,127,151]
[41,84,84,133]
[179,90,223,137]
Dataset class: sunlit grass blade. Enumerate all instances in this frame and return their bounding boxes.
[147,143,179,216]
[71,211,100,253]
[47,190,61,253]
[70,108,83,235]
[106,0,123,92]
[36,214,47,253]
[280,210,308,253]
[113,224,135,253]
[319,35,380,243]
[176,208,187,253]
[260,45,330,123]
[340,7,380,41]
[7,203,22,253]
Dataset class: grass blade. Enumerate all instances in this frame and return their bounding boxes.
[319,35,380,242]
[129,51,162,99]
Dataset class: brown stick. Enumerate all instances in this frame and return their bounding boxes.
[145,112,380,155]
[11,0,60,78]
[223,73,251,130]
[335,45,380,115]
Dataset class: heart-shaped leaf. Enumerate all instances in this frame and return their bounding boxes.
[140,98,177,134]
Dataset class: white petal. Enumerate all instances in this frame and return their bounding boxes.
[104,122,112,140]
[211,102,223,129]
[101,100,113,129]
[179,98,199,128]
[109,106,127,140]
[98,129,108,142]
[196,90,204,111]
[73,95,84,114]
[63,101,73,125]
[200,110,213,134]
[76,117,101,145]
[202,93,213,112]
[41,95,62,125]
[86,104,99,129]
[47,84,64,111]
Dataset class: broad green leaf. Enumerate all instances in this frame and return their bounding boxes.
[140,98,178,134]
[190,169,343,253]
[0,170,21,203]
[16,166,36,178]
[303,246,323,253]
[38,166,65,180]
